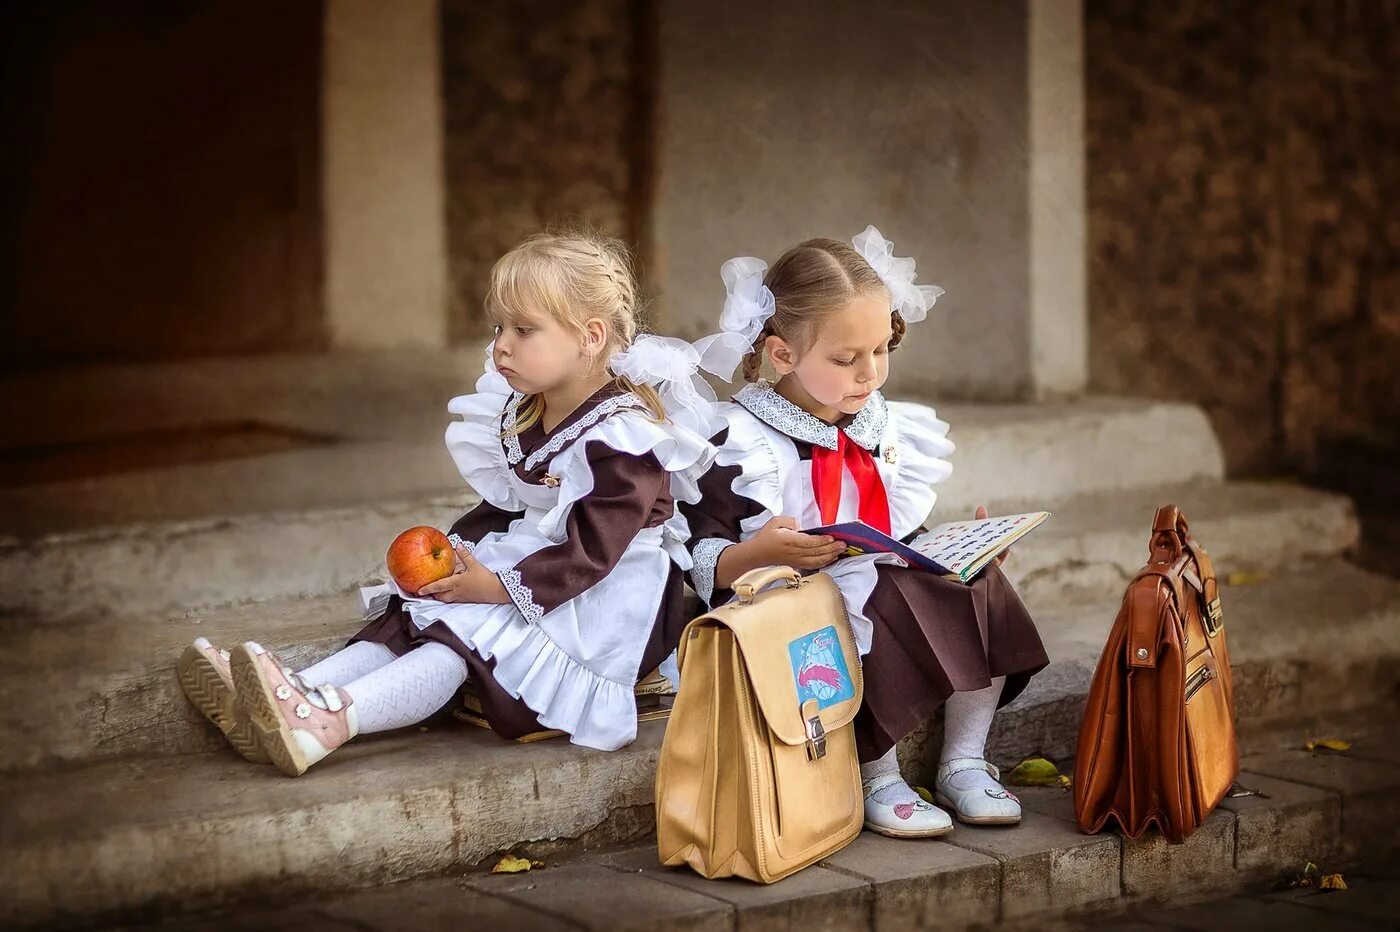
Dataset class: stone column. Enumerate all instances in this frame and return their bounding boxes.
[653,0,1087,400]
[322,0,449,349]
[1028,0,1088,398]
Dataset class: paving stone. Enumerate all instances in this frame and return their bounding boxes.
[1138,895,1392,931]
[1008,784,1079,824]
[1267,866,1400,924]
[1120,809,1237,901]
[601,844,870,931]
[943,809,1120,918]
[818,833,1000,931]
[1217,771,1342,876]
[123,878,577,931]
[466,863,730,931]
[1242,749,1400,861]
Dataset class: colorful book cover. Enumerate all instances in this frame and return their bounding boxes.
[808,511,1050,583]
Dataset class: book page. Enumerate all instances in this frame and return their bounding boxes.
[911,512,1049,578]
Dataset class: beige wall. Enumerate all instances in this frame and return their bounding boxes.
[653,0,1086,400]
[323,0,450,350]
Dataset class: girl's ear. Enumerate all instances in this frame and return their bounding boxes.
[766,334,798,375]
[581,318,609,359]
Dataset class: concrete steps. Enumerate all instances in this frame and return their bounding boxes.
[129,728,1400,931]
[0,478,1356,771]
[4,559,1399,926]
[0,397,1224,615]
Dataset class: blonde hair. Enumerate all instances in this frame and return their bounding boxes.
[740,237,906,383]
[485,227,665,432]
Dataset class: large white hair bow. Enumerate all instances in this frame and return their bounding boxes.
[851,225,944,324]
[692,256,775,382]
[611,334,721,439]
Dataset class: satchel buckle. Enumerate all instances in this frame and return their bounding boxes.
[801,698,826,760]
[1204,597,1223,637]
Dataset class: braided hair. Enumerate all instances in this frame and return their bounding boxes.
[740,238,904,382]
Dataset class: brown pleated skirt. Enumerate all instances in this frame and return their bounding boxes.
[349,565,689,741]
[852,562,1048,762]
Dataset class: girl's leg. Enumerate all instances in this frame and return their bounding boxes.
[936,675,1022,824]
[860,747,953,838]
[230,640,465,777]
[295,641,397,689]
[341,642,468,734]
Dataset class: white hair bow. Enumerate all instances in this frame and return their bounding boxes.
[611,334,721,438]
[851,225,944,324]
[692,256,775,382]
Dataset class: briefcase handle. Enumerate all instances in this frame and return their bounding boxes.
[733,565,803,604]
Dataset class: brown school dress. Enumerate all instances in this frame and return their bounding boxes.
[680,384,1048,762]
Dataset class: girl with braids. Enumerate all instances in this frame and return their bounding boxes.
[178,229,716,775]
[683,226,1047,837]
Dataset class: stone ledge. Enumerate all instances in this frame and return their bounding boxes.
[89,744,1395,931]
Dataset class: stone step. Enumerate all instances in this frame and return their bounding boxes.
[146,733,1399,932]
[0,480,1355,771]
[4,559,1398,925]
[0,397,1224,615]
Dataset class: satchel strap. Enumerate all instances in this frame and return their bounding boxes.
[861,771,906,795]
[939,757,1001,781]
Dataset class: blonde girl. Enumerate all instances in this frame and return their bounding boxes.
[179,229,715,775]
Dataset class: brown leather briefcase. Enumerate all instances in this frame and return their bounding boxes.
[1073,505,1238,843]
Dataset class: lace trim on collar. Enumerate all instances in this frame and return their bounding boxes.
[501,392,649,470]
[732,380,887,451]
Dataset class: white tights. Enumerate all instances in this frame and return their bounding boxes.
[296,641,469,735]
[860,675,1007,804]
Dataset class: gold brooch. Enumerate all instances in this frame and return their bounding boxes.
[883,445,899,464]
[542,474,561,488]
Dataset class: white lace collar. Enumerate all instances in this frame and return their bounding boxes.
[733,380,888,452]
[502,390,648,471]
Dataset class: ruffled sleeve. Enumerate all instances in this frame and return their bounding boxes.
[529,407,716,571]
[885,400,955,538]
[496,443,667,622]
[679,404,784,607]
[444,370,519,510]
[678,428,770,607]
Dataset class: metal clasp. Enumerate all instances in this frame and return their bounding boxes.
[1204,597,1223,638]
[801,698,826,761]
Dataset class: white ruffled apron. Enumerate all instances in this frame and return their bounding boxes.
[362,370,710,753]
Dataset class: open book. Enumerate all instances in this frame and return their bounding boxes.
[808,511,1051,583]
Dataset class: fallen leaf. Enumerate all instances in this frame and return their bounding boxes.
[913,785,934,803]
[1225,571,1271,587]
[1320,873,1347,891]
[1303,738,1352,753]
[1005,757,1062,787]
[492,854,533,874]
[1227,782,1270,799]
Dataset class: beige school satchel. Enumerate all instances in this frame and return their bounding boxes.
[655,565,864,883]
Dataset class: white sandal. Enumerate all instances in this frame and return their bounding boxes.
[935,757,1022,825]
[862,772,954,838]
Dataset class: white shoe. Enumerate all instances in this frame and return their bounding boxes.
[862,773,954,838]
[935,758,1022,825]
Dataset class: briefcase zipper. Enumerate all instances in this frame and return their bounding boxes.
[1184,665,1214,702]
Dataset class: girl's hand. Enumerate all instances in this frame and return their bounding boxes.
[417,543,510,604]
[974,505,1011,566]
[750,516,847,570]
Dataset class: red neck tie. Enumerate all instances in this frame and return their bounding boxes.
[810,431,892,534]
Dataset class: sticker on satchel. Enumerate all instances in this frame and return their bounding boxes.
[788,626,855,710]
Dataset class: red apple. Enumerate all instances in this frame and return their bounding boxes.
[386,526,456,594]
